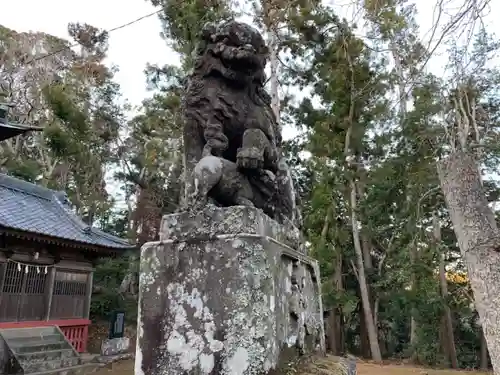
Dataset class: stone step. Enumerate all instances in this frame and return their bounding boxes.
[8,339,68,353]
[21,356,80,374]
[27,363,98,375]
[0,326,58,340]
[0,326,85,375]
[5,334,63,345]
[16,348,77,361]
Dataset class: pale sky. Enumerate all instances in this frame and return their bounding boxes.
[2,0,169,109]
[3,0,499,114]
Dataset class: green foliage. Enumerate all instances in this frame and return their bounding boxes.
[91,255,138,324]
[148,0,235,69]
[280,0,497,368]
[0,22,123,224]
[44,85,88,137]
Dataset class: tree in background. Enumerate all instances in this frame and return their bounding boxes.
[0,22,124,224]
[283,4,391,361]
[0,22,138,319]
[280,0,495,368]
[362,0,428,359]
[435,28,500,372]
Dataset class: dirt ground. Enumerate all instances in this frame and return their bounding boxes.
[91,357,492,375]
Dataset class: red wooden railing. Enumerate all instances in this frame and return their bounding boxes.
[60,324,89,352]
[0,319,90,353]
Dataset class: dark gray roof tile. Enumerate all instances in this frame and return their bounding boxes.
[0,122,43,141]
[0,173,133,250]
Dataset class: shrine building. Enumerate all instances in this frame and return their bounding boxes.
[0,102,134,353]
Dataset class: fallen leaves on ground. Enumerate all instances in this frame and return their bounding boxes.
[89,356,492,375]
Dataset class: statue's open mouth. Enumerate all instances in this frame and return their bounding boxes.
[214,43,262,73]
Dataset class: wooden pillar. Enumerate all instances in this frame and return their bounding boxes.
[0,236,6,293]
[0,260,7,311]
[45,267,56,320]
[16,267,28,321]
[84,271,94,319]
[0,260,7,294]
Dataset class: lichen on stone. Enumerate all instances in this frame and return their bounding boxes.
[136,206,325,375]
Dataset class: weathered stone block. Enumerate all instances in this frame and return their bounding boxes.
[135,206,324,375]
[159,205,304,251]
[101,337,130,356]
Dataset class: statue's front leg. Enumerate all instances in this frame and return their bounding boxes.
[188,155,224,211]
[203,122,228,157]
[237,128,277,171]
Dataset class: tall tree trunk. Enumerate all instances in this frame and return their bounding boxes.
[327,269,344,357]
[343,47,381,361]
[318,206,344,355]
[480,329,489,370]
[408,230,419,362]
[333,251,344,355]
[434,214,459,369]
[356,174,374,271]
[360,235,374,272]
[359,305,371,358]
[350,179,382,362]
[318,207,332,249]
[437,151,500,374]
[391,40,420,359]
[439,315,448,360]
[320,207,341,355]
[408,194,419,362]
[326,311,340,355]
[357,175,378,338]
[268,30,280,127]
[264,24,300,225]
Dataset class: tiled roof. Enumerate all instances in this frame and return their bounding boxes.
[0,122,42,141]
[0,173,133,250]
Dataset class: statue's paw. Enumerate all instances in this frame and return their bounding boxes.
[237,147,264,169]
[234,197,255,207]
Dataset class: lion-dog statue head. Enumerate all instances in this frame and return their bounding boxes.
[193,20,269,88]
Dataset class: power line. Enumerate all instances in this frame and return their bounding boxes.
[26,10,162,65]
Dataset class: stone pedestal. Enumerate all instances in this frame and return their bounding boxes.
[135,206,325,375]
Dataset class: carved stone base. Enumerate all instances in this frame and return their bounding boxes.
[135,206,325,375]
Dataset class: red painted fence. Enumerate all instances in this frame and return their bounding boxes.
[0,319,90,353]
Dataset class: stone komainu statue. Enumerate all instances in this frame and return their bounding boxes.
[182,20,299,226]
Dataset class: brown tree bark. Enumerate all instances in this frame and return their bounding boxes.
[439,315,447,360]
[331,249,345,355]
[326,307,343,355]
[350,180,382,362]
[404,192,420,362]
[357,176,381,348]
[318,206,344,355]
[326,311,337,354]
[388,39,420,360]
[433,214,459,369]
[342,46,381,361]
[267,30,280,127]
[437,151,500,374]
[409,242,419,362]
[357,176,374,271]
[410,251,418,363]
[359,304,371,358]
